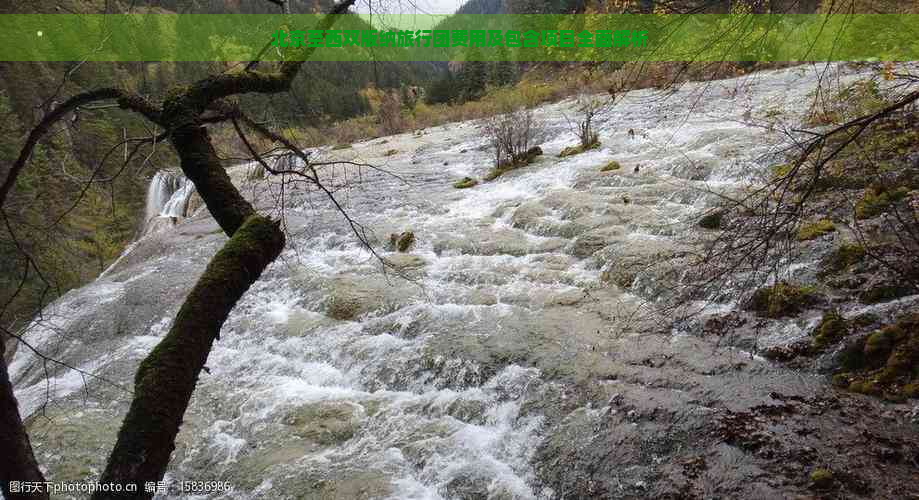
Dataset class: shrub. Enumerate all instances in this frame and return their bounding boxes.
[483,146,543,181]
[699,212,723,230]
[484,105,542,170]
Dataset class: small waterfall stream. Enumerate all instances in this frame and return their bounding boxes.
[144,170,196,231]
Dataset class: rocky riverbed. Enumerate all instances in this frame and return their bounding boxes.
[9,64,919,499]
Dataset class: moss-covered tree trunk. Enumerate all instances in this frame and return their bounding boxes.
[1,5,357,496]
[0,336,49,500]
[91,124,285,499]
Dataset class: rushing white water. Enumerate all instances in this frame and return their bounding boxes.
[145,170,196,223]
[10,64,913,499]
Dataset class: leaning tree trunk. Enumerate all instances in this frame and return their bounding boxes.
[0,336,49,500]
[0,4,357,496]
[92,124,285,499]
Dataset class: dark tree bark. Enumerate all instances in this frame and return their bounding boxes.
[93,213,284,497]
[0,336,49,500]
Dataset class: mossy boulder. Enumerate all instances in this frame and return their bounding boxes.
[283,401,360,445]
[855,185,909,219]
[858,282,913,304]
[600,160,622,172]
[558,138,599,158]
[323,274,418,320]
[820,243,865,275]
[746,282,818,318]
[483,146,542,181]
[813,310,849,348]
[383,253,427,271]
[698,212,723,230]
[797,219,835,241]
[389,231,415,252]
[453,177,478,189]
[834,313,919,400]
[809,468,835,490]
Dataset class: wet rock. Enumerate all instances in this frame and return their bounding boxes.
[186,192,205,215]
[510,201,548,229]
[809,468,834,490]
[569,228,623,258]
[390,231,416,252]
[453,177,478,189]
[434,227,566,257]
[283,401,360,445]
[598,242,685,290]
[746,282,820,318]
[323,275,418,320]
[442,469,494,500]
[25,407,121,483]
[600,160,622,172]
[383,253,427,271]
[279,471,392,500]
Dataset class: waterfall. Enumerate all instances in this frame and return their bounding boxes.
[143,171,195,232]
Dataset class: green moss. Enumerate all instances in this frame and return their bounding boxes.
[835,313,919,400]
[809,468,834,490]
[838,336,868,371]
[484,146,543,181]
[831,373,850,387]
[904,382,919,398]
[331,143,351,150]
[821,244,865,274]
[771,163,793,179]
[855,186,909,219]
[858,283,912,304]
[600,160,622,172]
[453,177,478,189]
[747,282,818,318]
[558,138,600,158]
[797,219,835,241]
[864,327,897,361]
[391,231,415,252]
[383,149,399,157]
[813,310,849,348]
[848,380,882,396]
[698,212,723,230]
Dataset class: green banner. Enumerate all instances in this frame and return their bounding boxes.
[0,14,917,62]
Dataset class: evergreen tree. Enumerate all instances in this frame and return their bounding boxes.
[426,70,458,104]
[457,48,489,103]
[490,46,518,87]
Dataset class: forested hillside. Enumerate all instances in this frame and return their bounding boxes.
[0,0,438,332]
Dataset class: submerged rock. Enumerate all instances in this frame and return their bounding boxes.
[323,274,418,320]
[391,231,416,252]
